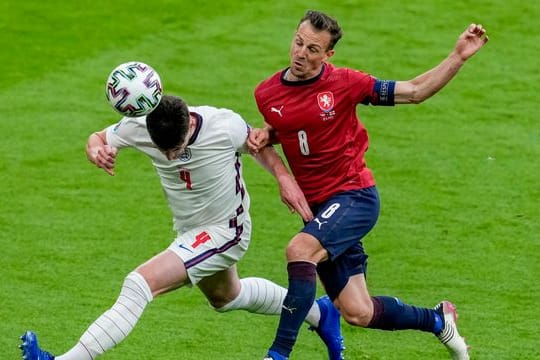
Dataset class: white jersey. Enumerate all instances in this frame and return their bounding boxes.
[106,105,251,233]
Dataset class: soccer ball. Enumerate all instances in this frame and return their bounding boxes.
[105,61,163,117]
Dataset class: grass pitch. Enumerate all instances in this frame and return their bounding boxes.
[1,1,539,359]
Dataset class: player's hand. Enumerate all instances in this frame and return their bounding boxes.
[277,174,313,222]
[454,23,489,61]
[90,145,118,176]
[247,128,270,154]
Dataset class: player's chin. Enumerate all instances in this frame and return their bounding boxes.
[289,67,308,80]
[291,63,304,73]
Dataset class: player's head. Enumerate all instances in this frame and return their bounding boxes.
[289,10,342,80]
[299,10,342,50]
[146,95,191,160]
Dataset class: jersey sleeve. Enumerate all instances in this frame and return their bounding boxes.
[226,111,250,153]
[105,117,146,149]
[254,83,266,120]
[347,69,396,106]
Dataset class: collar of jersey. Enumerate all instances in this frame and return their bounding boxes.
[280,63,326,86]
[188,112,203,145]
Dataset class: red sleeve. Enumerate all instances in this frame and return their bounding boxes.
[346,69,377,104]
[347,69,396,106]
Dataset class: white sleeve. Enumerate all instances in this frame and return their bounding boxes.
[105,117,146,149]
[226,112,250,153]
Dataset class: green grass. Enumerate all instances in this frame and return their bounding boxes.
[1,0,539,359]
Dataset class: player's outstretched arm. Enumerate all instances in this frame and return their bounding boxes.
[86,130,118,176]
[394,23,489,104]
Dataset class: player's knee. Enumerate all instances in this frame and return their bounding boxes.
[208,292,238,312]
[123,271,154,303]
[343,313,372,327]
[285,242,300,260]
[285,234,323,262]
[340,302,373,327]
[211,300,229,312]
[208,285,243,312]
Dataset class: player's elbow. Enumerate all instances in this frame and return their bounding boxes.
[409,93,425,104]
[395,81,425,104]
[406,85,427,104]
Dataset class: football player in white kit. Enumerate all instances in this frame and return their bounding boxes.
[20,95,344,360]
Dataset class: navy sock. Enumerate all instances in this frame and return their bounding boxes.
[368,296,443,333]
[269,261,317,357]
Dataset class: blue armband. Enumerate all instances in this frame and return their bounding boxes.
[374,80,396,106]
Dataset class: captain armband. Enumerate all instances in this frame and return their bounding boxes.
[373,80,396,106]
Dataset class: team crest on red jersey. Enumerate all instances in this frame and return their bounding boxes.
[317,91,334,112]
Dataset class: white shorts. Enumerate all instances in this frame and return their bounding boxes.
[168,212,251,285]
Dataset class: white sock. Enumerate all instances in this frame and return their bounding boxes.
[56,272,153,360]
[214,277,321,327]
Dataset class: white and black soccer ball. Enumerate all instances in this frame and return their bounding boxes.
[105,61,163,117]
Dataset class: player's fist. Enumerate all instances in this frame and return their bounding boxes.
[91,145,118,176]
[247,127,271,154]
[455,23,489,61]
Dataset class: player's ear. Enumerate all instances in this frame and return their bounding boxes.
[324,49,335,61]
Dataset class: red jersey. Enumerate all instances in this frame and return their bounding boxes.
[255,63,393,205]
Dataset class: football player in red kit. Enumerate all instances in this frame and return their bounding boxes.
[249,9,488,360]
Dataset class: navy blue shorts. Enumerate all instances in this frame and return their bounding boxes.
[302,186,380,300]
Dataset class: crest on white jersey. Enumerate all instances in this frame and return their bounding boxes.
[178,148,192,162]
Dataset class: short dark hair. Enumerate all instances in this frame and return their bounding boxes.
[299,10,343,50]
[146,95,190,151]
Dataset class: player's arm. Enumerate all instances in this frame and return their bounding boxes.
[251,145,313,222]
[394,23,488,104]
[86,129,118,176]
[230,113,311,220]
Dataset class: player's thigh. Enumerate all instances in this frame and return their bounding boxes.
[303,187,380,261]
[136,249,190,297]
